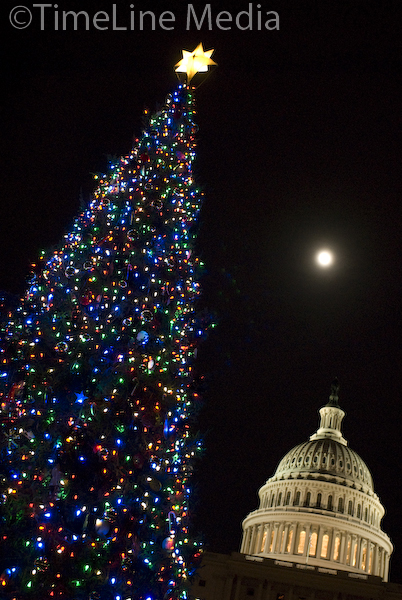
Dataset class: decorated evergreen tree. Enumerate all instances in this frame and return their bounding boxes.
[0,46,216,600]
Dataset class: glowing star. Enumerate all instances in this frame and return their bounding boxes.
[316,250,334,267]
[175,43,217,83]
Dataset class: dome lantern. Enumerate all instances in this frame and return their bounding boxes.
[310,378,347,446]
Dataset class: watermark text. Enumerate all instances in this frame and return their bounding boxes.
[9,3,280,31]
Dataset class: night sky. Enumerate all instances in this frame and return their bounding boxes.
[3,0,402,584]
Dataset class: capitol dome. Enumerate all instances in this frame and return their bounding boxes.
[240,380,393,581]
[272,437,373,492]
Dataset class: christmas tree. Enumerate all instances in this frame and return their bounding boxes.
[0,45,216,600]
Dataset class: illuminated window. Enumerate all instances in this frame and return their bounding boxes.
[260,530,267,553]
[269,530,274,552]
[361,542,367,570]
[346,538,351,564]
[309,532,317,556]
[320,534,329,558]
[352,541,358,566]
[279,529,285,553]
[333,535,341,560]
[286,528,293,553]
[297,530,306,554]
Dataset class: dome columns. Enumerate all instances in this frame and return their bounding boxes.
[309,404,347,446]
[242,514,391,578]
[240,526,251,554]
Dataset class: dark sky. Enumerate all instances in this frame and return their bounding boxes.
[2,0,402,584]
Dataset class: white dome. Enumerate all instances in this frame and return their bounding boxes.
[272,438,374,491]
[240,381,394,581]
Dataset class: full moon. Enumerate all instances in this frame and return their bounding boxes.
[316,249,334,267]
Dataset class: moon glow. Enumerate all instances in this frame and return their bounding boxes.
[316,249,334,267]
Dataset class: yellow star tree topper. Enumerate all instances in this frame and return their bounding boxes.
[175,43,217,83]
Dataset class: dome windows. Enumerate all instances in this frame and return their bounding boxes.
[320,533,330,558]
[260,530,267,553]
[286,528,293,553]
[352,541,358,566]
[297,530,306,554]
[269,529,274,552]
[361,541,368,570]
[333,535,341,561]
[279,529,286,553]
[346,537,351,564]
[309,531,318,556]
